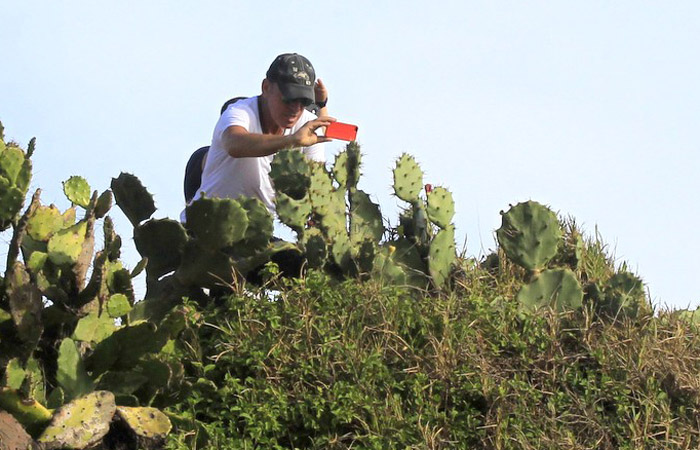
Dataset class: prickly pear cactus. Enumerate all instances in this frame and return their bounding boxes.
[111,172,156,227]
[0,130,32,231]
[596,271,647,320]
[38,391,116,449]
[115,406,172,443]
[237,197,274,253]
[62,176,91,208]
[496,201,562,272]
[0,387,52,435]
[517,268,583,313]
[349,189,383,246]
[275,192,311,233]
[270,150,311,200]
[426,187,455,229]
[134,219,188,279]
[302,228,327,269]
[185,197,249,250]
[392,153,423,204]
[333,142,361,190]
[56,338,94,402]
[428,226,457,287]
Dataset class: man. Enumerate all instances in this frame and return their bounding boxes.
[183,53,333,221]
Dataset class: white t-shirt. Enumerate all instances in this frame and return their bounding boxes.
[184,96,325,219]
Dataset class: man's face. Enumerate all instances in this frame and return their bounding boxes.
[264,80,306,129]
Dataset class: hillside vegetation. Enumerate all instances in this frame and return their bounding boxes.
[0,120,699,449]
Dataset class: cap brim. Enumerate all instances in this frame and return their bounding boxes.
[278,82,315,104]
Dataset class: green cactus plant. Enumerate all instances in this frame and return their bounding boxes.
[302,228,327,269]
[115,406,172,444]
[0,140,32,232]
[426,186,455,229]
[349,189,383,246]
[596,271,647,320]
[385,154,457,289]
[2,359,25,390]
[0,178,26,230]
[185,197,249,250]
[133,218,188,279]
[56,337,95,402]
[496,200,562,272]
[38,391,116,449]
[62,175,91,208]
[111,172,156,227]
[333,142,361,190]
[275,192,311,234]
[269,149,311,199]
[516,268,583,313]
[237,197,274,253]
[0,387,52,435]
[392,153,423,204]
[428,226,457,287]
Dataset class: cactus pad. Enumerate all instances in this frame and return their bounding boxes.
[26,205,66,241]
[72,311,116,343]
[0,177,25,228]
[3,358,26,390]
[56,338,95,401]
[107,293,132,318]
[269,150,311,199]
[116,406,172,439]
[238,197,274,252]
[496,201,562,271]
[93,189,113,219]
[309,162,342,217]
[426,186,455,229]
[111,172,156,226]
[38,391,116,449]
[329,231,352,272]
[275,192,311,232]
[517,268,583,313]
[175,241,236,288]
[134,218,188,278]
[393,153,423,204]
[62,175,91,208]
[0,146,26,185]
[302,228,327,269]
[87,322,165,375]
[185,197,249,250]
[6,261,43,346]
[597,271,646,319]
[349,189,384,245]
[428,226,456,288]
[47,221,87,266]
[373,248,407,285]
[333,143,361,190]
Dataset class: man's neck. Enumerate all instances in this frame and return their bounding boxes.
[258,96,283,135]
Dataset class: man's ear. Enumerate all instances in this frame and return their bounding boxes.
[261,78,270,95]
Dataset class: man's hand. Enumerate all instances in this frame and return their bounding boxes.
[290,116,336,147]
[315,79,328,105]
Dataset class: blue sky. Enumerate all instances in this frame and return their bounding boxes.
[1,1,698,308]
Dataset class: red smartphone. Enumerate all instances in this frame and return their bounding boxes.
[325,122,358,141]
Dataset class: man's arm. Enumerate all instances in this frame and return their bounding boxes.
[222,116,335,158]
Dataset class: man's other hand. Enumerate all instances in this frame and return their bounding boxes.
[291,116,336,147]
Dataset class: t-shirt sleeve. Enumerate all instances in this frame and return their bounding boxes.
[214,103,253,141]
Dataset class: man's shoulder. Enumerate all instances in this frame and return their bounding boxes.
[222,96,258,116]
